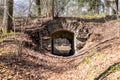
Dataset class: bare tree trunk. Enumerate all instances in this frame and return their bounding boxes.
[49,0,54,19]
[0,0,3,6]
[2,1,7,29]
[0,0,4,16]
[0,0,1,5]
[115,0,120,14]
[112,1,117,14]
[28,0,33,17]
[99,0,106,13]
[118,0,120,13]
[3,0,13,33]
[106,0,118,15]
[36,0,41,16]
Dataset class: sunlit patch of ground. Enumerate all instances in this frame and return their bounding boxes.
[48,40,120,80]
[55,45,71,51]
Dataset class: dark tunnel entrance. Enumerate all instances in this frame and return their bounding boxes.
[51,30,75,56]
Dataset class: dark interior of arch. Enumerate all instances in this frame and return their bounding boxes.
[51,30,75,56]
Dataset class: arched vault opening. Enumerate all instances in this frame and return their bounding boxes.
[51,30,75,56]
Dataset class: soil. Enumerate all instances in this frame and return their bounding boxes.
[0,17,120,80]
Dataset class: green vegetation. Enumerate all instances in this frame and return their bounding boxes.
[96,62,120,80]
[0,48,6,54]
[0,28,19,42]
[0,62,5,68]
[79,49,98,65]
[0,28,16,36]
[90,49,98,56]
[78,13,120,19]
[79,57,90,65]
[79,49,106,66]
[0,16,2,24]
[118,43,120,48]
[1,28,14,35]
[79,13,106,18]
[117,76,120,80]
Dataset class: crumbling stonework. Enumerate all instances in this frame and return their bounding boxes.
[27,17,92,56]
[38,18,91,55]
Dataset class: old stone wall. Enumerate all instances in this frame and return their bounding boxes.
[38,18,91,54]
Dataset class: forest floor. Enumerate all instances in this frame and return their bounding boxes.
[0,17,120,80]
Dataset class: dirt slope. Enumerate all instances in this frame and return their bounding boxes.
[0,18,120,80]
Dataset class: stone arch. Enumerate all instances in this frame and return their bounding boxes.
[35,19,91,56]
[51,29,75,56]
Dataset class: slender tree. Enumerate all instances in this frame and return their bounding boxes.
[99,0,106,13]
[78,0,100,14]
[3,0,14,32]
[106,0,118,15]
[115,0,120,14]
[0,0,4,16]
[36,0,41,16]
[49,0,54,19]
[28,0,33,17]
[0,0,4,6]
[119,0,120,13]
